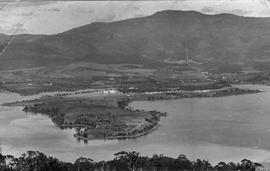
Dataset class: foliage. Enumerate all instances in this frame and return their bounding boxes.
[0,151,263,171]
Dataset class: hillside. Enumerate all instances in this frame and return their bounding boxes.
[1,10,270,72]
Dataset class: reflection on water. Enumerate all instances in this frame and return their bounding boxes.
[1,85,270,164]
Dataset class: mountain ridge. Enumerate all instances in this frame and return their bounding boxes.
[1,10,270,72]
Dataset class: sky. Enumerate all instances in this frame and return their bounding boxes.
[0,0,270,35]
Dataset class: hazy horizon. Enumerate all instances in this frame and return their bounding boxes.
[1,0,270,35]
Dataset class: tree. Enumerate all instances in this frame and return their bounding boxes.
[215,161,227,171]
[226,162,237,171]
[0,153,10,171]
[114,151,140,171]
[74,157,94,171]
[175,154,193,170]
[201,160,212,171]
[12,151,71,171]
[240,159,255,171]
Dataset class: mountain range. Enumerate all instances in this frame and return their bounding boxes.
[1,10,270,72]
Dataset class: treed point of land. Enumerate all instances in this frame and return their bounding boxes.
[4,81,261,141]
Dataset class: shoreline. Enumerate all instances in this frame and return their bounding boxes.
[1,83,270,165]
[74,124,160,140]
[105,124,160,139]
[0,84,264,141]
[0,81,265,97]
[2,85,263,107]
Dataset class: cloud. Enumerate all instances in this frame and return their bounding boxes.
[11,23,27,33]
[201,7,214,13]
[230,9,252,16]
[259,8,270,16]
[0,0,270,35]
[47,8,61,12]
[258,0,270,7]
[20,11,34,16]
[102,14,117,22]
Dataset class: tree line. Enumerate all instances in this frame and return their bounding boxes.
[0,151,263,171]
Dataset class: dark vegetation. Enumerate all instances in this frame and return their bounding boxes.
[231,72,270,84]
[117,80,229,93]
[0,151,263,171]
[23,104,65,128]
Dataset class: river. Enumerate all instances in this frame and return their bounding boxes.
[1,85,270,164]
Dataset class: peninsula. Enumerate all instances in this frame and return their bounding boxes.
[4,84,261,141]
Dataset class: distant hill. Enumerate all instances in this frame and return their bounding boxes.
[1,10,270,72]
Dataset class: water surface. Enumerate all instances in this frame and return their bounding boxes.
[1,85,270,164]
